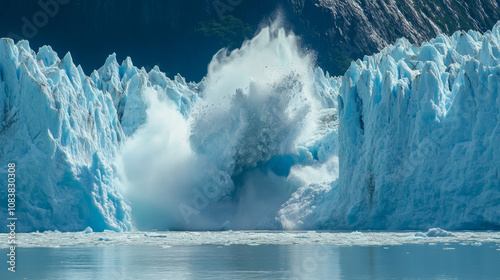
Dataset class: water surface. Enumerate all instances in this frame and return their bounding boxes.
[2,243,499,279]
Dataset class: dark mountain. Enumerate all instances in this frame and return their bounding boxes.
[1,0,500,81]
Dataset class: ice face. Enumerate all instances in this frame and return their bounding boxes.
[327,24,500,230]
[2,19,500,232]
[0,39,197,232]
[0,40,130,232]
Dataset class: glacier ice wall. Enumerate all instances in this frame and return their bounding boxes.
[278,23,500,231]
[0,39,130,232]
[330,25,500,230]
[3,20,500,232]
[0,38,197,232]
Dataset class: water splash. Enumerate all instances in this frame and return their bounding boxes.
[120,19,333,230]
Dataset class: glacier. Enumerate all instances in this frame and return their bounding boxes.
[0,39,197,232]
[281,23,500,230]
[332,28,500,230]
[1,20,500,232]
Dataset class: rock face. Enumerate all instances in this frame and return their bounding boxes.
[285,0,500,74]
[1,0,500,80]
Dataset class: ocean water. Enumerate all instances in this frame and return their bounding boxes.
[1,232,500,280]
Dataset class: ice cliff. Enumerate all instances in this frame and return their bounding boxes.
[0,39,197,232]
[1,20,500,232]
[281,23,500,230]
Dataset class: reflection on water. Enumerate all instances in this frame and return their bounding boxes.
[1,243,499,279]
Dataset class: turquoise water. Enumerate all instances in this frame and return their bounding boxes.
[1,243,499,279]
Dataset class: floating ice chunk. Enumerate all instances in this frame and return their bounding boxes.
[426,228,455,237]
[83,227,93,234]
[144,233,168,238]
[3,230,496,248]
[414,233,427,238]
